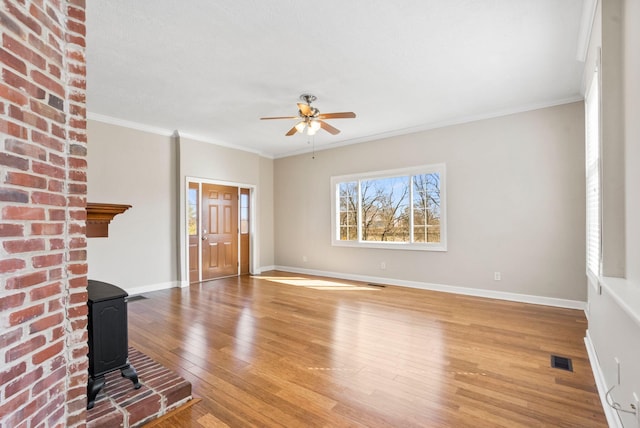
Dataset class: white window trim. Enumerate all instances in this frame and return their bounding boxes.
[585,68,601,288]
[330,164,447,251]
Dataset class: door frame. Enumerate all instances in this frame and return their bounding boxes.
[182,176,257,284]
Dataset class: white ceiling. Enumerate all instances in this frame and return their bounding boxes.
[85,0,586,158]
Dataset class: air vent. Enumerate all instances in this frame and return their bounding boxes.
[126,295,148,302]
[550,355,573,372]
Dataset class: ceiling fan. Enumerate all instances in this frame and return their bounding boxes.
[260,94,356,136]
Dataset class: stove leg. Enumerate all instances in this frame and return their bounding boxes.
[121,364,141,389]
[87,375,105,410]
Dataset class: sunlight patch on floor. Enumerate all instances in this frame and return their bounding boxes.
[252,276,381,291]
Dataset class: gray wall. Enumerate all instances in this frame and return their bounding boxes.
[622,0,640,284]
[86,120,275,291]
[274,102,587,302]
[87,120,178,290]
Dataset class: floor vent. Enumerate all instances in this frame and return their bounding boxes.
[550,355,573,372]
[126,295,148,302]
[366,283,387,288]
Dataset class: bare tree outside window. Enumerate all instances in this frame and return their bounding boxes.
[413,173,440,243]
[339,182,358,240]
[360,180,382,241]
[362,177,409,242]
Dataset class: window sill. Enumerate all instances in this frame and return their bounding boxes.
[331,240,447,251]
[599,276,640,328]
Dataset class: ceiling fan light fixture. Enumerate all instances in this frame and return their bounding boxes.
[260,94,355,137]
[294,121,307,133]
[309,120,321,132]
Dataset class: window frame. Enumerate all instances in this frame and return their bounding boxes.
[330,164,447,251]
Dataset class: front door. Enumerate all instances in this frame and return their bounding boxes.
[202,183,238,280]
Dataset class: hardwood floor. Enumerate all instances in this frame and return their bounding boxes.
[127,271,606,427]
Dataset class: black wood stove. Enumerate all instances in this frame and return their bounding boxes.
[87,280,140,409]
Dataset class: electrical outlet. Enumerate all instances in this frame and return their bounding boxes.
[615,357,621,385]
[633,392,639,424]
[380,262,386,270]
[494,272,501,281]
[302,255,308,262]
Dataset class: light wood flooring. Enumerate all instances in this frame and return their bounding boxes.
[127,271,606,427]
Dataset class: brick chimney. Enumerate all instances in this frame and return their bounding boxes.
[1,0,89,426]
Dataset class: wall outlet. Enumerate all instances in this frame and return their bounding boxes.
[615,357,621,385]
[494,272,501,281]
[302,255,308,262]
[380,262,386,270]
[633,392,639,424]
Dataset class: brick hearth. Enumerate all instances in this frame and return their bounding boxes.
[87,347,192,428]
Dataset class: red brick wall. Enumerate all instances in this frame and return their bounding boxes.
[1,0,88,426]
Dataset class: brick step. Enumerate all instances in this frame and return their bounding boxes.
[87,347,192,428]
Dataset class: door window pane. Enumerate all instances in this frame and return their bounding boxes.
[188,187,198,236]
[240,193,249,234]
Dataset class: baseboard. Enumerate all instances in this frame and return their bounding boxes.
[255,265,276,275]
[125,280,183,296]
[119,267,586,309]
[272,265,586,310]
[584,331,623,428]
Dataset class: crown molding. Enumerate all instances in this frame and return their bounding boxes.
[274,96,584,159]
[87,112,273,159]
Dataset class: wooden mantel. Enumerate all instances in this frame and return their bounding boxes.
[86,203,131,238]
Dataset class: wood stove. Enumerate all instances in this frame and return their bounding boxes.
[87,280,140,409]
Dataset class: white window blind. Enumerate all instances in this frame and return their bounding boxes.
[585,71,601,278]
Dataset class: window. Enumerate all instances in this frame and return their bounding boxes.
[331,164,446,251]
[585,71,601,279]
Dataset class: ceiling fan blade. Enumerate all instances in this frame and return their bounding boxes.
[317,112,356,119]
[319,120,340,135]
[285,125,298,136]
[260,116,299,120]
[297,103,313,117]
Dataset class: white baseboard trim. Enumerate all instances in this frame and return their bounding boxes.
[255,265,276,275]
[584,331,623,428]
[125,280,183,296]
[271,265,586,310]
